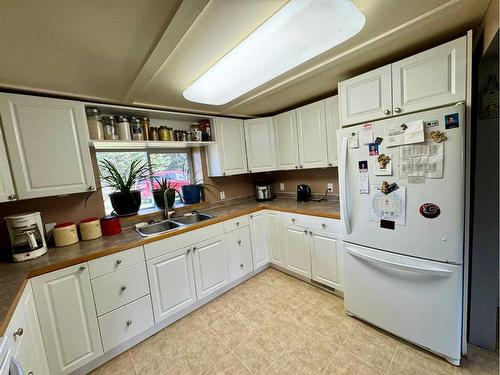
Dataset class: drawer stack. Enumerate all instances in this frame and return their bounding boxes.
[224,215,254,281]
[88,246,154,352]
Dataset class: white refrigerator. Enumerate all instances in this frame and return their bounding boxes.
[338,104,465,365]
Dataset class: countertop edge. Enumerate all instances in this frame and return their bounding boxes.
[0,204,340,336]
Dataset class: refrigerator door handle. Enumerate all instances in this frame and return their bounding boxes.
[346,247,453,277]
[339,136,351,234]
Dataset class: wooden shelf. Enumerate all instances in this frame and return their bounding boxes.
[89,140,216,150]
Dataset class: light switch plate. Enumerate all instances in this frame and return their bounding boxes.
[220,191,225,200]
[280,183,285,191]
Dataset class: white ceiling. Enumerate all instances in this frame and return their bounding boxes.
[0,0,491,117]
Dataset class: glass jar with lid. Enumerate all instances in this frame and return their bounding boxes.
[102,116,119,140]
[86,108,104,140]
[159,126,172,141]
[140,117,150,141]
[130,117,144,141]
[116,116,131,141]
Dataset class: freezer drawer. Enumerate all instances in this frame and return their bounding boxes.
[343,242,462,364]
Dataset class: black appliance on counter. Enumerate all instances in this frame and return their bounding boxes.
[296,184,312,202]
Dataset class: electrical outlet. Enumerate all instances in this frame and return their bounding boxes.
[220,191,225,200]
[279,183,285,191]
[327,183,334,192]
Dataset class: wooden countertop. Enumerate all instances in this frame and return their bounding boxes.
[0,198,340,336]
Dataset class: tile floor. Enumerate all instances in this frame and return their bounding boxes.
[90,268,499,375]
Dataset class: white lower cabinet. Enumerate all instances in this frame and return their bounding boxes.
[98,295,154,352]
[192,235,230,299]
[283,225,311,278]
[249,212,270,268]
[31,263,103,375]
[310,230,341,290]
[266,211,284,267]
[147,247,197,323]
[228,249,253,282]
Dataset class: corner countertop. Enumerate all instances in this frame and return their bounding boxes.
[0,198,339,336]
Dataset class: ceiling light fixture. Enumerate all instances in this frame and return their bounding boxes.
[183,0,365,105]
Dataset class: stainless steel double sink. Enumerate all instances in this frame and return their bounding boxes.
[136,212,214,237]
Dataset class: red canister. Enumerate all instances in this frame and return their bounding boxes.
[100,216,121,236]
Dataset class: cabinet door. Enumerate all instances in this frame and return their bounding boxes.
[310,230,341,290]
[249,212,270,268]
[296,101,328,169]
[266,211,284,267]
[147,247,197,324]
[13,284,50,375]
[273,110,299,170]
[0,126,15,202]
[324,96,340,167]
[31,263,103,375]
[392,37,466,115]
[244,117,277,173]
[283,225,311,278]
[207,117,248,176]
[0,93,95,199]
[338,65,392,126]
[192,236,229,299]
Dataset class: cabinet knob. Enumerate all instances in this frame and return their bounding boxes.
[240,263,244,268]
[291,218,295,223]
[223,172,226,176]
[13,328,23,337]
[321,223,326,228]
[303,230,308,234]
[193,246,197,251]
[295,166,298,169]
[394,107,401,113]
[116,259,122,265]
[8,194,16,200]
[328,163,332,167]
[126,320,132,326]
[309,230,313,235]
[383,109,391,115]
[79,266,86,271]
[236,222,240,226]
[249,170,252,173]
[187,248,191,253]
[28,372,33,375]
[88,186,94,191]
[120,285,127,292]
[238,240,242,245]
[299,165,303,168]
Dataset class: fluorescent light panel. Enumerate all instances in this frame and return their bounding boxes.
[183,0,365,105]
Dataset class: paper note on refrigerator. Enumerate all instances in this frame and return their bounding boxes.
[348,131,359,148]
[399,142,444,179]
[384,120,425,147]
[370,186,406,225]
[361,123,374,144]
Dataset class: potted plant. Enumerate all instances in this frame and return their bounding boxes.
[180,165,220,204]
[152,176,178,209]
[98,158,150,216]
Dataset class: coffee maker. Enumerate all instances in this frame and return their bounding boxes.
[5,212,47,262]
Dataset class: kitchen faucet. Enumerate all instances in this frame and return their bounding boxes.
[163,188,176,221]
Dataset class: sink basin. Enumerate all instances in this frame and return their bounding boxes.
[171,212,214,225]
[136,220,182,237]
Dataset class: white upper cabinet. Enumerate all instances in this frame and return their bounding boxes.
[31,263,103,375]
[0,93,95,199]
[339,65,393,127]
[392,37,466,115]
[244,117,277,173]
[273,110,299,170]
[0,126,16,202]
[296,101,328,169]
[324,96,340,166]
[206,117,248,176]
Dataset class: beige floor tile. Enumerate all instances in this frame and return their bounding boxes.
[387,343,454,375]
[342,324,398,373]
[282,298,322,325]
[286,327,339,374]
[194,298,235,327]
[90,352,136,375]
[297,283,339,308]
[324,349,382,375]
[129,330,179,374]
[156,356,195,375]
[308,306,355,345]
[207,352,252,374]
[456,345,499,375]
[233,331,284,374]
[180,327,229,373]
[266,351,313,375]
[257,312,305,349]
[234,297,277,327]
[210,311,258,350]
[166,313,209,352]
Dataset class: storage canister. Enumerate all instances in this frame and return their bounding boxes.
[149,126,159,141]
[130,117,144,141]
[141,117,150,141]
[159,126,171,141]
[116,116,131,140]
[100,216,122,236]
[79,217,102,241]
[53,222,79,247]
[102,116,119,140]
[86,108,104,140]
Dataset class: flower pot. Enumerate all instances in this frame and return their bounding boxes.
[181,184,202,204]
[153,189,175,209]
[109,190,142,216]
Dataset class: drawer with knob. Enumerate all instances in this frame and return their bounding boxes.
[91,262,150,316]
[228,249,253,282]
[88,246,145,279]
[223,215,249,233]
[225,226,251,256]
[98,295,154,352]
